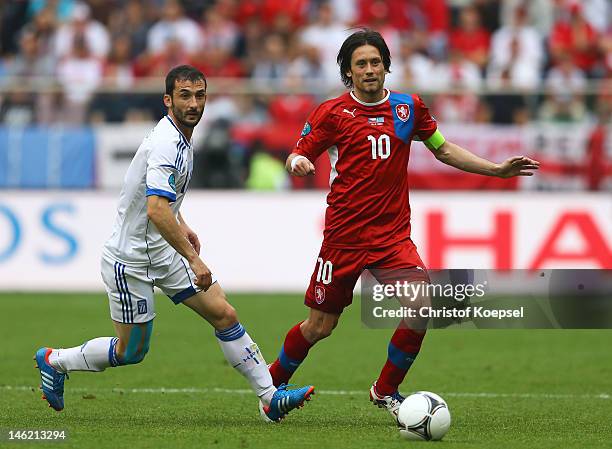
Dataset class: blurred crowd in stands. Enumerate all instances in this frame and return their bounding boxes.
[0,0,610,189]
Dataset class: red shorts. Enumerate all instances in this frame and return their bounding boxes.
[304,239,429,314]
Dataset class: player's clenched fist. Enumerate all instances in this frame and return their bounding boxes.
[190,257,213,291]
[286,154,315,176]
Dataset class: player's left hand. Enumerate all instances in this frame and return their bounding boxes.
[496,156,540,178]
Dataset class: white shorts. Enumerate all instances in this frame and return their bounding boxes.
[100,252,214,324]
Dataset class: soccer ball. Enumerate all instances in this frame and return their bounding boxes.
[397,391,451,441]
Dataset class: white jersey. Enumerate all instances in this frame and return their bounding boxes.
[103,115,194,266]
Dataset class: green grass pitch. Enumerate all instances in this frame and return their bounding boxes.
[1,292,611,449]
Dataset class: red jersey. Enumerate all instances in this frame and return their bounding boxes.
[294,89,438,249]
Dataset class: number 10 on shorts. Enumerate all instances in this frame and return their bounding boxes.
[316,258,333,285]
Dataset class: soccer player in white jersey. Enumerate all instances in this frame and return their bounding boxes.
[34,65,314,421]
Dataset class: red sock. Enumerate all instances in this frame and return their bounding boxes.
[376,324,426,396]
[269,322,314,387]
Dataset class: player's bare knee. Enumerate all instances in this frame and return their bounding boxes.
[316,324,334,341]
[222,305,238,328]
[213,304,238,331]
[302,319,334,342]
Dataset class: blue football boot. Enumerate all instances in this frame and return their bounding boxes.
[34,347,68,411]
[259,384,315,422]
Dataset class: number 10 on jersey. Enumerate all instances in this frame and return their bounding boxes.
[368,134,391,160]
[316,258,333,284]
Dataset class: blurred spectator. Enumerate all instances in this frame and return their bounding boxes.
[147,0,201,55]
[234,17,264,62]
[57,31,103,123]
[549,2,600,76]
[449,5,491,70]
[251,33,290,87]
[500,0,554,36]
[262,76,316,150]
[268,11,297,42]
[487,6,544,90]
[1,0,29,55]
[135,37,189,77]
[300,2,350,88]
[246,149,288,190]
[29,0,75,23]
[539,52,588,122]
[193,118,246,188]
[329,0,357,25]
[107,1,151,59]
[103,35,135,89]
[485,68,529,124]
[578,0,610,33]
[258,0,309,28]
[87,0,122,25]
[431,49,482,91]
[234,0,262,27]
[1,29,56,124]
[199,5,240,55]
[358,1,402,57]
[23,7,58,57]
[357,0,449,59]
[90,35,140,123]
[430,49,483,123]
[286,43,327,91]
[8,29,56,81]
[54,2,110,59]
[472,0,501,33]
[418,0,450,59]
[385,38,434,91]
[180,0,217,19]
[232,96,269,126]
[190,46,245,79]
[600,29,612,75]
[585,106,611,191]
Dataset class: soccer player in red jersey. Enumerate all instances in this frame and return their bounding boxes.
[268,29,540,419]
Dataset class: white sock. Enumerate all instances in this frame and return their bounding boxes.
[215,323,276,406]
[49,337,118,373]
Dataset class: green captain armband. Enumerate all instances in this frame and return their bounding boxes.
[423,129,446,151]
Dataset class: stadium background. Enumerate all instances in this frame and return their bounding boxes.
[1,2,611,448]
[0,0,610,291]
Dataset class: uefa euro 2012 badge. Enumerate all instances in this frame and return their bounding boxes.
[168,174,176,192]
[301,122,312,137]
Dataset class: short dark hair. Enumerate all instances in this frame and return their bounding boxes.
[165,65,207,96]
[337,29,391,88]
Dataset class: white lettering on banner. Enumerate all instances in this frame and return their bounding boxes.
[0,192,610,291]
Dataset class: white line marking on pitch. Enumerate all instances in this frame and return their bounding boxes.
[2,385,610,400]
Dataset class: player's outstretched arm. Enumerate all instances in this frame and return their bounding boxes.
[147,196,212,290]
[286,153,316,177]
[432,141,540,178]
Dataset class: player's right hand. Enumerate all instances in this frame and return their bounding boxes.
[291,158,316,177]
[190,258,213,291]
[286,153,315,176]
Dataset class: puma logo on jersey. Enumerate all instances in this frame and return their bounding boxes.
[342,108,357,117]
